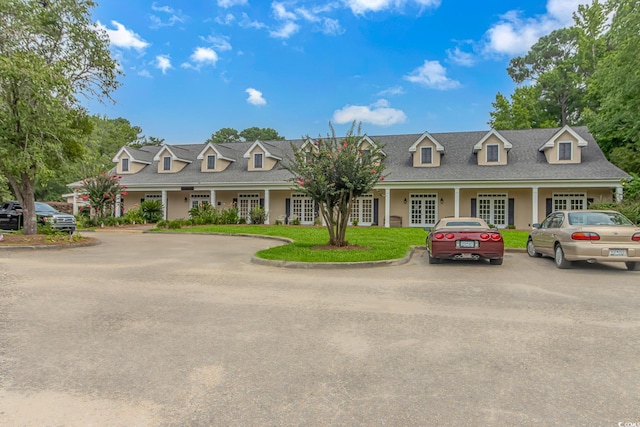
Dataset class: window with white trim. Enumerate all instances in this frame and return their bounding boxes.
[145,194,162,201]
[291,193,315,224]
[238,193,260,222]
[421,147,432,164]
[163,156,171,171]
[350,194,374,226]
[409,194,437,227]
[558,142,572,160]
[486,144,499,162]
[122,158,129,172]
[190,194,210,209]
[254,153,263,169]
[207,155,216,170]
[477,193,507,228]
[553,193,586,211]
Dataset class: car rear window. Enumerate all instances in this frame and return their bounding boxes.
[444,221,483,227]
[568,212,634,226]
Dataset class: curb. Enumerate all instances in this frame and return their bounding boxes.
[0,237,101,251]
[251,247,418,269]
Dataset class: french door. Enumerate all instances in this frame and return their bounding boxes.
[409,194,437,227]
[477,193,507,228]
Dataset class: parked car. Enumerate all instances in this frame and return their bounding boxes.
[527,210,640,270]
[0,201,76,233]
[426,217,504,265]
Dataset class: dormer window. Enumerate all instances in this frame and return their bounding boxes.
[558,142,572,161]
[254,153,263,169]
[122,158,129,172]
[207,154,216,170]
[163,156,172,171]
[486,145,499,163]
[421,147,433,165]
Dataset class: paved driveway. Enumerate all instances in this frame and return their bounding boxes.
[1,232,639,426]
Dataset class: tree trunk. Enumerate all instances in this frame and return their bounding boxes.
[8,173,38,235]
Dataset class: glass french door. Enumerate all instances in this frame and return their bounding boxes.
[477,193,507,228]
[409,194,437,227]
[291,193,315,224]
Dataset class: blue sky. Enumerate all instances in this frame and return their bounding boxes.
[87,0,585,143]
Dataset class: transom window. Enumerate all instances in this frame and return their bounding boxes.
[122,158,129,172]
[421,147,432,164]
[558,142,572,160]
[254,153,263,169]
[190,194,210,209]
[486,144,499,162]
[163,156,171,171]
[553,193,586,211]
[207,154,216,170]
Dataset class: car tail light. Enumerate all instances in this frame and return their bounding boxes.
[571,232,600,241]
[490,233,502,241]
[632,233,640,242]
[479,233,490,241]
[434,233,444,240]
[445,233,455,239]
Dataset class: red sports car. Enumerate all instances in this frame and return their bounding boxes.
[426,217,504,265]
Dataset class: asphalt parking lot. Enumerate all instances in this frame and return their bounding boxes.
[1,231,639,426]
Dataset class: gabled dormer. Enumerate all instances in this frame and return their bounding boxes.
[153,145,192,173]
[409,131,445,167]
[112,147,152,174]
[196,143,236,172]
[243,141,282,171]
[539,125,587,164]
[473,130,512,166]
[359,135,387,157]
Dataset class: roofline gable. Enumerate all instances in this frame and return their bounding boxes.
[196,143,237,162]
[243,141,283,160]
[473,129,513,152]
[360,135,386,156]
[152,145,193,164]
[538,125,588,151]
[111,147,152,164]
[408,131,445,153]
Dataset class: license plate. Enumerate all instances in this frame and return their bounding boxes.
[458,240,476,248]
[609,249,627,257]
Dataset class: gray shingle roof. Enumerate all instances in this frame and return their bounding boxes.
[117,126,628,187]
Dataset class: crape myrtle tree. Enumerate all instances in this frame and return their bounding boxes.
[80,172,128,220]
[285,122,386,247]
[0,0,120,234]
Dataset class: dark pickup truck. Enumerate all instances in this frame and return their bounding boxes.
[0,201,76,232]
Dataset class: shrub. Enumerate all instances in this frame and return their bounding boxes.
[124,206,145,224]
[156,219,169,229]
[167,220,183,229]
[249,206,267,224]
[140,200,164,223]
[590,200,640,225]
[220,205,239,224]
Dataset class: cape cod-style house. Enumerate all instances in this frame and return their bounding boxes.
[67,125,629,229]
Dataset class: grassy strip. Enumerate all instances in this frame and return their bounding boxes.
[155,225,530,263]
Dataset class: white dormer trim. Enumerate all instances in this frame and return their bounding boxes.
[111,147,152,164]
[196,142,236,162]
[473,130,513,153]
[538,125,588,151]
[359,135,386,156]
[243,141,283,160]
[300,137,320,152]
[152,145,192,163]
[408,131,445,153]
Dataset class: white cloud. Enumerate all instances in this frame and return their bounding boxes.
[246,88,267,106]
[150,3,186,28]
[484,0,588,56]
[269,21,300,39]
[97,20,149,50]
[404,60,460,90]
[138,69,152,78]
[216,13,236,25]
[156,55,172,74]
[321,18,344,36]
[377,86,405,97]
[447,47,475,67]
[344,0,441,15]
[218,0,248,7]
[239,12,267,29]
[203,35,232,52]
[272,2,297,20]
[333,99,407,126]
[182,47,218,69]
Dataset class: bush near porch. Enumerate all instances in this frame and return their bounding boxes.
[153,225,529,263]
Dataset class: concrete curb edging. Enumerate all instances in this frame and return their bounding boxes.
[0,238,101,251]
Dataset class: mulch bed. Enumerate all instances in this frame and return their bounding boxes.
[0,233,97,247]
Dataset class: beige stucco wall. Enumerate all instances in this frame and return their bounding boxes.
[543,130,581,164]
[477,135,509,166]
[114,155,146,174]
[248,147,278,171]
[157,155,188,173]
[412,140,441,167]
[199,148,232,172]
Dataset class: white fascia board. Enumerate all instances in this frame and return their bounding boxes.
[539,125,588,151]
[243,141,283,160]
[152,145,192,163]
[360,135,387,156]
[473,130,513,153]
[196,143,236,162]
[408,131,445,153]
[111,147,152,164]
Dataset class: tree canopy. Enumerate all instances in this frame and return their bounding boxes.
[206,127,285,144]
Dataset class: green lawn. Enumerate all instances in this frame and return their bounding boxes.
[155,225,529,263]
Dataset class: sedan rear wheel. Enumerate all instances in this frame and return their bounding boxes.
[625,261,639,271]
[554,245,572,269]
[526,239,541,258]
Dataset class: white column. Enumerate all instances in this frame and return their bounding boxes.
[264,189,271,224]
[615,186,623,203]
[454,187,460,217]
[115,194,121,218]
[384,187,391,228]
[73,189,78,215]
[210,189,216,209]
[162,190,168,220]
[532,186,539,225]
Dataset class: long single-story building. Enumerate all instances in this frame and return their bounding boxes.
[67,125,629,229]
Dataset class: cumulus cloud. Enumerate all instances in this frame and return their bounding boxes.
[246,88,267,106]
[97,21,149,50]
[269,21,300,39]
[404,60,461,90]
[484,0,588,56]
[344,0,441,15]
[333,99,407,126]
[447,47,475,67]
[272,2,297,20]
[156,55,172,74]
[191,47,219,64]
[218,0,248,7]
